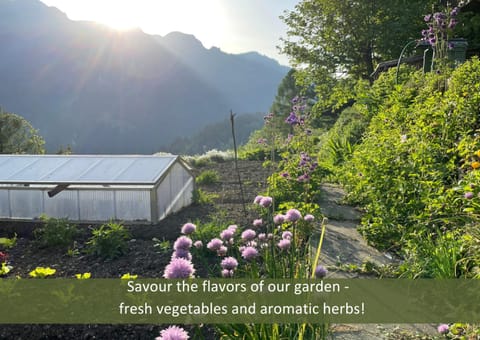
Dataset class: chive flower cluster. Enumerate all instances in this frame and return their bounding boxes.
[421,4,462,60]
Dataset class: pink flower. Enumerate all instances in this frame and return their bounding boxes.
[193,240,203,249]
[221,256,238,270]
[156,325,189,340]
[273,214,285,225]
[227,224,238,232]
[241,229,256,242]
[259,196,273,208]
[258,233,267,242]
[314,265,328,278]
[437,324,449,334]
[163,258,195,279]
[277,238,291,251]
[241,246,258,261]
[222,269,234,278]
[465,192,474,199]
[252,219,263,227]
[217,246,228,257]
[282,231,293,240]
[181,223,196,235]
[285,209,302,222]
[253,195,263,204]
[304,214,315,222]
[173,236,192,251]
[220,229,234,241]
[171,249,192,261]
[207,238,223,251]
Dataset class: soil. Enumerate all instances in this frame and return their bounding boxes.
[0,160,438,339]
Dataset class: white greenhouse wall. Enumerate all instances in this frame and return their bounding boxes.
[155,163,194,221]
[44,190,80,220]
[114,190,151,222]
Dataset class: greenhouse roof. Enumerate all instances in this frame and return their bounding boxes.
[0,155,180,185]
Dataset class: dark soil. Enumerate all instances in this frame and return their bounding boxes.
[0,160,271,339]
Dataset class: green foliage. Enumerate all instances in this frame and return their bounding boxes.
[87,222,130,259]
[281,0,436,80]
[0,234,17,250]
[192,188,218,205]
[152,238,170,254]
[317,107,368,171]
[34,215,78,249]
[341,58,480,279]
[196,170,220,185]
[0,109,45,154]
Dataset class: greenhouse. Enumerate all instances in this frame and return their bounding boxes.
[0,154,194,223]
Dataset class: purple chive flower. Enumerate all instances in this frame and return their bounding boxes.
[221,256,239,270]
[451,7,459,17]
[286,209,302,222]
[171,249,192,261]
[259,196,273,208]
[241,229,256,242]
[222,269,234,278]
[253,219,263,227]
[181,223,196,235]
[448,18,457,29]
[227,224,238,232]
[291,96,299,104]
[253,195,263,204]
[304,214,315,222]
[282,231,293,240]
[285,112,299,125]
[424,14,432,22]
[465,192,474,199]
[173,236,192,251]
[258,233,267,242]
[277,238,291,251]
[241,246,258,261]
[220,229,234,241]
[156,325,190,340]
[274,214,286,225]
[163,258,195,279]
[437,324,449,334]
[207,238,223,251]
[217,246,228,257]
[193,240,203,249]
[280,171,290,178]
[314,265,328,279]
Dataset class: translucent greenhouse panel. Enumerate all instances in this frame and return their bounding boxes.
[156,175,172,221]
[79,190,115,221]
[114,190,151,222]
[44,190,80,220]
[0,190,9,218]
[10,190,43,219]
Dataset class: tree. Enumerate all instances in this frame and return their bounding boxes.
[0,109,45,154]
[280,0,437,81]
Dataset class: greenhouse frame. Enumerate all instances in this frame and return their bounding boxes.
[0,154,194,223]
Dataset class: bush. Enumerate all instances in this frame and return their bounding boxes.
[34,215,78,249]
[196,170,220,185]
[192,189,218,205]
[86,222,130,259]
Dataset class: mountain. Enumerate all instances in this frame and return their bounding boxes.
[0,0,289,153]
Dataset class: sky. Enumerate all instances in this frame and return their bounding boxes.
[39,0,298,66]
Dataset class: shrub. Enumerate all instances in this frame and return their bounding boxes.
[192,189,218,205]
[196,169,220,185]
[34,215,78,249]
[0,234,17,250]
[86,222,130,259]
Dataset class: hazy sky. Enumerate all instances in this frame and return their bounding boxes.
[39,0,298,65]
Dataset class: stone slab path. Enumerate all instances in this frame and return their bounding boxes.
[317,184,438,339]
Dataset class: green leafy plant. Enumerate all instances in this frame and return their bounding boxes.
[192,188,218,205]
[29,266,56,278]
[195,169,220,185]
[152,238,170,254]
[34,215,78,249]
[0,234,17,250]
[86,222,130,259]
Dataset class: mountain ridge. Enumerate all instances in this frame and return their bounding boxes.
[0,0,288,153]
